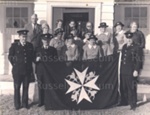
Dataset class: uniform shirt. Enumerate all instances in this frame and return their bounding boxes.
[49,37,65,59]
[83,44,102,60]
[96,31,112,45]
[62,44,79,61]
[8,42,34,75]
[96,31,114,56]
[120,43,141,75]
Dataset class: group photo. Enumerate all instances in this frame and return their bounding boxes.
[0,0,150,115]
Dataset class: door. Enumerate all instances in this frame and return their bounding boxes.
[63,12,89,34]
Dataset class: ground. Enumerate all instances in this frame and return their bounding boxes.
[0,75,150,115]
[0,94,150,115]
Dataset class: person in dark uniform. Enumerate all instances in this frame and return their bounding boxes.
[8,29,34,110]
[120,32,141,111]
[35,33,58,107]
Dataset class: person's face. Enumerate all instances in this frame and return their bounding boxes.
[57,21,63,28]
[42,39,48,46]
[100,27,106,33]
[116,25,122,32]
[126,38,133,45]
[130,23,138,32]
[56,33,62,39]
[89,39,96,45]
[67,39,74,46]
[70,31,77,37]
[31,16,38,24]
[42,27,49,34]
[85,33,92,38]
[86,23,92,30]
[69,21,75,28]
[19,35,27,43]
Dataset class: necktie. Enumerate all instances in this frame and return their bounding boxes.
[33,24,36,34]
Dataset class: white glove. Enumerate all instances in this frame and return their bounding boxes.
[133,70,138,77]
[36,57,41,62]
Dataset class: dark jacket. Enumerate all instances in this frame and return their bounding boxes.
[120,43,141,75]
[127,30,145,48]
[35,46,58,75]
[8,42,34,76]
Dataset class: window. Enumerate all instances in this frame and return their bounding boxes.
[124,7,147,28]
[6,7,28,28]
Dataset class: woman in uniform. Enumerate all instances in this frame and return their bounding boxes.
[36,23,53,49]
[96,22,113,56]
[62,34,79,61]
[113,22,126,53]
[83,35,103,60]
[50,28,65,60]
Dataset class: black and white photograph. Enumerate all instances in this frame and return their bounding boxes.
[0,0,150,114]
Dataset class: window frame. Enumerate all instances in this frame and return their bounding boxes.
[4,3,33,29]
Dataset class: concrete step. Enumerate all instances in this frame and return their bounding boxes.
[140,70,150,77]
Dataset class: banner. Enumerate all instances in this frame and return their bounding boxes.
[42,54,119,110]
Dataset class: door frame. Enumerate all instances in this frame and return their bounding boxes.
[47,1,102,34]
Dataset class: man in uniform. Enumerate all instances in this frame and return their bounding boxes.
[8,29,34,110]
[120,32,141,110]
[35,33,58,107]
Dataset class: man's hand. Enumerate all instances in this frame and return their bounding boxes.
[133,70,138,77]
[36,57,41,62]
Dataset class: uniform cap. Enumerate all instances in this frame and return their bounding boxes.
[17,29,29,35]
[114,22,124,27]
[125,32,133,39]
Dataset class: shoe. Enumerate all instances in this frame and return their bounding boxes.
[15,106,21,110]
[130,106,136,111]
[22,104,29,109]
[38,103,44,107]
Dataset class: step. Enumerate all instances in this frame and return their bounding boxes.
[140,71,150,77]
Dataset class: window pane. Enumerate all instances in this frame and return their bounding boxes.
[132,18,139,25]
[14,8,20,17]
[6,8,13,17]
[20,18,28,28]
[139,18,147,28]
[125,7,131,17]
[6,18,13,28]
[140,7,147,17]
[21,8,28,17]
[124,17,132,28]
[13,18,21,28]
[132,7,139,17]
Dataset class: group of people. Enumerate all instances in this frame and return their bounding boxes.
[8,13,145,110]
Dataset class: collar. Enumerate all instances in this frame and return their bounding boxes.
[32,23,37,27]
[19,41,26,46]
[88,44,97,49]
[126,43,133,47]
[98,31,109,36]
[67,44,75,48]
[43,45,49,49]
[74,36,79,40]
[116,30,124,34]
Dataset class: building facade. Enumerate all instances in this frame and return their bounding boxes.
[0,0,150,75]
